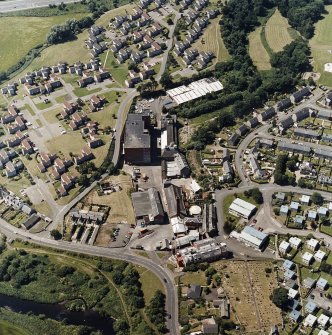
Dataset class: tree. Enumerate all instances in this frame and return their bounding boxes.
[160,71,173,89]
[271,287,288,310]
[50,229,62,240]
[223,221,233,235]
[311,192,323,205]
[166,17,173,25]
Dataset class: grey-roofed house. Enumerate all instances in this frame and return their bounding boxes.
[303,277,316,289]
[305,301,317,314]
[289,310,301,323]
[294,128,319,139]
[246,117,259,128]
[314,148,332,160]
[280,205,289,215]
[317,277,328,290]
[290,87,310,103]
[292,108,310,122]
[278,142,311,155]
[258,107,276,122]
[257,138,274,148]
[277,98,292,112]
[22,214,40,230]
[317,109,332,121]
[284,269,296,280]
[283,260,294,270]
[228,133,239,147]
[222,160,233,182]
[124,113,151,164]
[278,117,294,133]
[236,124,249,136]
[187,284,202,300]
[131,188,164,223]
[321,133,332,143]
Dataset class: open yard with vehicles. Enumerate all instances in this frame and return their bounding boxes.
[248,26,271,70]
[0,13,87,73]
[309,5,332,88]
[265,9,295,52]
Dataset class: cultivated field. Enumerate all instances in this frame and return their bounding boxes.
[309,5,332,88]
[265,9,294,52]
[215,260,282,333]
[0,14,86,73]
[248,27,271,70]
[191,17,230,64]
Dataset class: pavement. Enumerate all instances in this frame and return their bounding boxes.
[0,0,78,13]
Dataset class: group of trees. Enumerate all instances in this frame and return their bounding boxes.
[271,287,289,310]
[244,188,263,204]
[274,154,295,186]
[145,290,167,333]
[46,17,94,45]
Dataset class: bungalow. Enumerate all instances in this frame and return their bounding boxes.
[302,252,313,265]
[317,314,329,329]
[140,0,151,8]
[289,236,302,249]
[289,310,301,323]
[21,138,34,155]
[290,87,310,103]
[288,288,298,299]
[279,241,291,254]
[77,76,94,88]
[5,162,17,177]
[317,277,328,290]
[129,7,143,21]
[132,31,143,43]
[147,42,162,57]
[284,269,296,280]
[303,277,316,289]
[300,194,310,205]
[228,133,239,147]
[280,205,289,215]
[305,301,317,314]
[292,107,310,122]
[318,206,328,217]
[303,314,317,328]
[308,210,317,221]
[131,51,142,63]
[258,107,276,122]
[88,134,103,148]
[314,250,326,262]
[236,124,249,136]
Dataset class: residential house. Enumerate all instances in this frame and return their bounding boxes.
[277,98,292,112]
[294,128,319,139]
[314,250,326,262]
[325,91,332,106]
[289,237,302,249]
[279,241,291,254]
[290,87,310,103]
[246,117,259,128]
[5,162,17,177]
[317,277,328,290]
[201,318,218,334]
[147,42,162,57]
[21,139,34,155]
[258,107,276,122]
[148,22,162,37]
[236,124,249,136]
[228,133,239,147]
[292,107,310,122]
[278,117,294,133]
[302,252,313,265]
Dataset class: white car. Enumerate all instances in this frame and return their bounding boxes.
[61,130,67,134]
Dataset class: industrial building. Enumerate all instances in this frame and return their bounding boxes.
[131,188,164,223]
[163,182,186,218]
[238,226,268,250]
[228,198,257,220]
[166,78,223,105]
[124,113,151,164]
[160,114,177,150]
[162,151,190,178]
[176,238,228,267]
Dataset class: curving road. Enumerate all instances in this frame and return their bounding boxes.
[0,217,179,335]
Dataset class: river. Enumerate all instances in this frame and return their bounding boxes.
[0,293,115,334]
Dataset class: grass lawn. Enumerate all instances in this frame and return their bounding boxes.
[55,94,71,104]
[136,266,165,303]
[191,16,230,64]
[35,101,52,110]
[91,136,112,167]
[0,14,87,73]
[309,5,332,88]
[0,173,32,195]
[73,86,102,98]
[43,106,62,124]
[0,320,31,335]
[100,52,128,85]
[248,26,271,70]
[46,132,86,157]
[22,104,35,116]
[265,9,294,52]
[180,271,206,286]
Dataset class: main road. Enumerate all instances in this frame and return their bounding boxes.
[0,217,180,335]
[0,0,78,12]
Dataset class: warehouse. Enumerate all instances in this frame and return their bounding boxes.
[229,198,257,219]
[131,188,164,224]
[238,226,268,250]
[166,78,223,105]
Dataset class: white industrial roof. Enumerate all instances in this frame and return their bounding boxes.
[229,198,256,218]
[166,78,223,105]
[170,217,187,234]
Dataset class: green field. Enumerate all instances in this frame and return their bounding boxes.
[0,14,86,73]
[0,320,30,335]
[309,5,332,88]
[191,17,230,64]
[248,26,271,70]
[265,9,295,52]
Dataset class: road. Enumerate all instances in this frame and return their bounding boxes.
[156,11,181,82]
[234,89,324,185]
[0,217,179,335]
[0,0,78,12]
